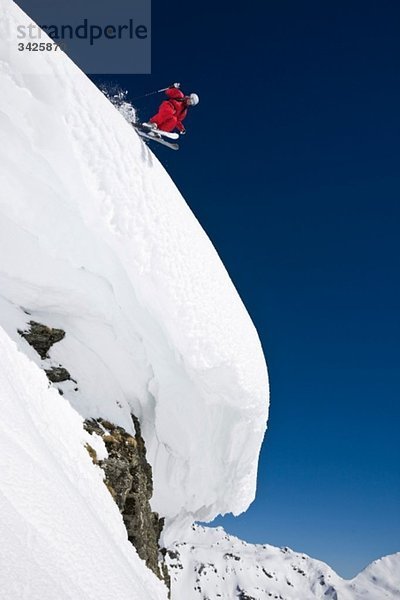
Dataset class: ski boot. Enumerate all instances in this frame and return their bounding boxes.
[142,122,161,138]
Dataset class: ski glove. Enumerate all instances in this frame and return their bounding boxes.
[180,128,186,135]
[173,82,181,88]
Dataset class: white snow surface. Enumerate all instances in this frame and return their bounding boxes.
[0,0,269,541]
[0,325,168,600]
[167,526,400,600]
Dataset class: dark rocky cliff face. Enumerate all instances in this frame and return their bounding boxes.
[18,319,169,590]
[18,320,65,359]
[84,416,167,583]
[18,321,73,384]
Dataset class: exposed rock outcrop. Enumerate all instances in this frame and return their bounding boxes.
[84,416,168,587]
[18,321,75,389]
[45,367,71,383]
[18,321,65,359]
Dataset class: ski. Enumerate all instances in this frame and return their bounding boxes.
[134,122,179,140]
[135,128,179,151]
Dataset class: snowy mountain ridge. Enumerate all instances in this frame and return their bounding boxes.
[166,526,400,600]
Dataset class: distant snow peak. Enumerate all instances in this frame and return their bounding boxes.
[165,526,400,600]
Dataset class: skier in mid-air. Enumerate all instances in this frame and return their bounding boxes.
[144,83,199,135]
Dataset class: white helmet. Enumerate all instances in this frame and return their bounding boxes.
[188,93,199,106]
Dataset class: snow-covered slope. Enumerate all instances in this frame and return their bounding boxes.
[166,526,400,600]
[0,0,269,542]
[0,325,168,600]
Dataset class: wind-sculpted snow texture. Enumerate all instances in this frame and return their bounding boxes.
[0,0,269,542]
[166,526,400,600]
[0,327,168,600]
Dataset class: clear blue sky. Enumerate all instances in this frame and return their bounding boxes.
[91,0,400,578]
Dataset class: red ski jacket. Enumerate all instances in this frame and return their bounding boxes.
[150,87,189,132]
